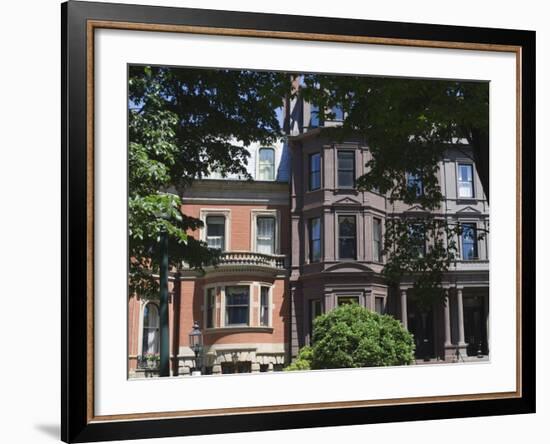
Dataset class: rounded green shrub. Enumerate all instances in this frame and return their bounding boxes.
[284,346,313,371]
[310,303,415,369]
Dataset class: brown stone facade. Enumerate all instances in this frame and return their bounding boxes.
[288,131,489,363]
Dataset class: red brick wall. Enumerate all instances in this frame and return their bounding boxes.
[182,203,290,255]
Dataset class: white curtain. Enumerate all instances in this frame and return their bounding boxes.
[257,217,275,254]
[142,304,159,355]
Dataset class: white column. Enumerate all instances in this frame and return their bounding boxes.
[400,289,408,330]
[456,288,466,345]
[444,291,452,347]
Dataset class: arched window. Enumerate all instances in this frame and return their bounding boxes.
[141,303,159,356]
[258,147,275,181]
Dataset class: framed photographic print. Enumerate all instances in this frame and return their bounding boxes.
[61,0,535,442]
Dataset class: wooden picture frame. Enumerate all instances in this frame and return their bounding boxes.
[62,1,535,442]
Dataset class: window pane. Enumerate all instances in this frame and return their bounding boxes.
[408,223,426,257]
[206,288,215,328]
[338,216,356,259]
[338,171,354,188]
[225,286,249,325]
[260,287,269,326]
[459,164,473,181]
[309,153,321,190]
[259,148,275,181]
[310,105,320,127]
[143,303,159,328]
[338,216,356,236]
[338,152,354,170]
[206,216,225,250]
[338,151,355,188]
[142,303,159,355]
[458,164,474,198]
[331,105,344,120]
[337,296,359,306]
[309,217,321,262]
[259,148,274,163]
[339,238,356,259]
[256,217,275,254]
[407,172,423,197]
[461,223,478,260]
[373,218,382,262]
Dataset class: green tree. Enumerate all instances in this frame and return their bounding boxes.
[301,76,489,306]
[128,66,291,297]
[284,346,313,371]
[303,303,414,369]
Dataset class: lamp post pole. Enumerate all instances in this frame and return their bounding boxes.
[159,227,170,377]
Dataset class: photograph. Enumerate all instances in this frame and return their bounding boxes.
[126,65,490,379]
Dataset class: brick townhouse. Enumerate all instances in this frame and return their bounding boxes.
[128,90,490,378]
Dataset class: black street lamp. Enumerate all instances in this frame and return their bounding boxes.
[189,321,203,375]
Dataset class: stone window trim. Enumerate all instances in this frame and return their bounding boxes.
[137,300,160,357]
[455,160,476,200]
[199,209,231,251]
[250,209,281,255]
[458,219,480,261]
[202,281,274,330]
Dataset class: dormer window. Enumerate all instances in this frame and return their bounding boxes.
[258,147,275,181]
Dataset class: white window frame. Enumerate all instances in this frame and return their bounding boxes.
[456,161,476,199]
[250,209,280,254]
[257,146,276,181]
[220,283,253,328]
[200,209,231,251]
